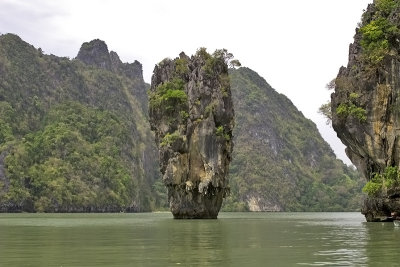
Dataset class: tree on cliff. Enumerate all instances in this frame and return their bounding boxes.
[212,48,241,68]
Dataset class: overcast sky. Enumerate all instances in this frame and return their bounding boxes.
[0,0,373,165]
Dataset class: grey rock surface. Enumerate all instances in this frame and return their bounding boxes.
[149,50,234,218]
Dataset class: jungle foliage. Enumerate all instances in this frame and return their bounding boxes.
[223,68,364,212]
[0,33,164,212]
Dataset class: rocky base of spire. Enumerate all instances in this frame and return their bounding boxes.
[168,185,226,219]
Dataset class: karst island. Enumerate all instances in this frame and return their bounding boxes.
[148,49,238,219]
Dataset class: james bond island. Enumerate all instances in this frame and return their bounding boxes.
[148,49,236,219]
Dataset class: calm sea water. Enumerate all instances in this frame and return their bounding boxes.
[0,212,399,266]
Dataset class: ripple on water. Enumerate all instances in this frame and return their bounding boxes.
[0,212,398,266]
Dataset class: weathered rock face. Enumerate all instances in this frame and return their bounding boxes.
[76,39,148,112]
[149,49,234,219]
[77,39,143,79]
[331,2,400,221]
[77,39,112,70]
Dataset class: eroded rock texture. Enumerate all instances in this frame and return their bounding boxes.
[331,2,400,221]
[149,49,234,218]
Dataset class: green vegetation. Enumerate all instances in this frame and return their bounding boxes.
[212,48,241,68]
[223,68,364,212]
[160,131,180,147]
[3,103,135,212]
[197,48,240,78]
[148,76,188,135]
[194,48,237,99]
[195,47,211,60]
[318,80,336,125]
[336,103,367,122]
[179,110,189,121]
[175,58,189,76]
[360,0,400,65]
[362,175,383,196]
[149,77,187,112]
[320,92,366,124]
[0,34,163,212]
[360,18,398,64]
[363,166,400,196]
[318,102,332,125]
[205,101,216,117]
[375,0,400,15]
[219,73,230,97]
[216,126,224,136]
[198,48,224,77]
[215,125,230,141]
[321,78,366,124]
[335,93,367,122]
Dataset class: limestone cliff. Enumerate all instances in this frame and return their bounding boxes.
[331,1,400,221]
[149,49,234,218]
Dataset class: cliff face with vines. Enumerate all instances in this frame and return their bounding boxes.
[331,0,400,221]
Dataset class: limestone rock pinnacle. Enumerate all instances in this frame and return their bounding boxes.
[149,49,235,219]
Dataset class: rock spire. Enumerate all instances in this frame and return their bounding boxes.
[149,49,235,218]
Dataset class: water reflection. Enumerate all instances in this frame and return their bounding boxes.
[364,222,400,266]
[288,213,368,266]
[166,219,228,266]
[311,226,368,266]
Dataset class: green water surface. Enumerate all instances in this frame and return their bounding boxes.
[0,212,398,266]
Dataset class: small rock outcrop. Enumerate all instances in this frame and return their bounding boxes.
[331,1,400,221]
[77,39,113,71]
[76,39,148,111]
[149,49,235,219]
[76,39,143,81]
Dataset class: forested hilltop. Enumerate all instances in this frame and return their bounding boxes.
[0,34,164,212]
[222,68,364,211]
[0,34,363,212]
